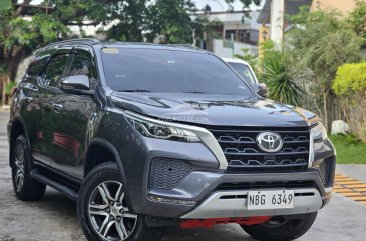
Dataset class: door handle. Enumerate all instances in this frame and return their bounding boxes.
[24,97,33,103]
[52,103,63,111]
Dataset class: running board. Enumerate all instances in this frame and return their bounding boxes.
[30,168,79,201]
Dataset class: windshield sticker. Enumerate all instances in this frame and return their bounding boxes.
[103,48,119,54]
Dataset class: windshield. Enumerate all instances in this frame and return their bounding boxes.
[227,62,257,85]
[101,48,253,96]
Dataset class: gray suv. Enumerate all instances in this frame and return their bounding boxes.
[8,39,336,241]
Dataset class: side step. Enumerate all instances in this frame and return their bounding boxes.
[30,168,79,201]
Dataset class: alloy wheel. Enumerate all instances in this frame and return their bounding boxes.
[14,144,25,192]
[88,181,137,241]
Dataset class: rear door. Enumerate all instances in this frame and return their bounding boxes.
[48,47,97,179]
[32,48,72,166]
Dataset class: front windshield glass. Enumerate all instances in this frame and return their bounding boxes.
[228,62,257,85]
[101,47,253,96]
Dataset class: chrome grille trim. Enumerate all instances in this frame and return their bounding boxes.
[208,127,311,171]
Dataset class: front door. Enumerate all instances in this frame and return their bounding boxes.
[48,47,97,179]
[32,50,71,166]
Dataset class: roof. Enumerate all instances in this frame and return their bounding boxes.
[44,38,209,53]
[257,0,312,24]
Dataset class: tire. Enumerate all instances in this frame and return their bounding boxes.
[241,212,318,241]
[11,135,46,201]
[78,162,163,241]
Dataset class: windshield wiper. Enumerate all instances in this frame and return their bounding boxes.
[116,89,151,92]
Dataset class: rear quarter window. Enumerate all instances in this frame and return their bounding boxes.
[27,55,50,76]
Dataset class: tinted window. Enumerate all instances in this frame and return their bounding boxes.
[68,53,97,89]
[228,62,257,85]
[101,48,253,96]
[42,54,69,87]
[27,55,49,76]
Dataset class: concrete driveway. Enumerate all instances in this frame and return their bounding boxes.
[0,110,365,241]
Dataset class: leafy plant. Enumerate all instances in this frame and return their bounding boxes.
[333,62,366,141]
[286,8,362,129]
[259,51,303,106]
[333,62,366,96]
[5,81,17,96]
[347,0,366,46]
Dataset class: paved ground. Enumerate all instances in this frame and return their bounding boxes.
[1,110,366,241]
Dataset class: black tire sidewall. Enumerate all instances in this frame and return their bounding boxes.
[11,135,45,200]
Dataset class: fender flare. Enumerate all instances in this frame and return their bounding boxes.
[85,138,134,212]
[9,116,31,167]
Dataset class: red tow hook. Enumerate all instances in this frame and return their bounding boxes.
[180,216,272,229]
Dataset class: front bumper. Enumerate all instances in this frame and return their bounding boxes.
[181,187,322,219]
[146,167,333,218]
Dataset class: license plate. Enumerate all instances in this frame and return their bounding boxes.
[247,190,294,210]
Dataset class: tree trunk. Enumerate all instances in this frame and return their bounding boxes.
[322,91,329,131]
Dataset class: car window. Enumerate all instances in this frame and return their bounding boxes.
[228,62,257,85]
[42,54,69,87]
[68,53,97,89]
[27,55,49,76]
[101,48,254,97]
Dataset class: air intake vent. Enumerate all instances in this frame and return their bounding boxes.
[318,157,335,187]
[149,158,193,190]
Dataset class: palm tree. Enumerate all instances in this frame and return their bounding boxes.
[259,51,303,106]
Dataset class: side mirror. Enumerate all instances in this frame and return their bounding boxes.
[59,75,94,95]
[255,83,269,98]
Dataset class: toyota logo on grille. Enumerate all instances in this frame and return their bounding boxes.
[256,132,283,153]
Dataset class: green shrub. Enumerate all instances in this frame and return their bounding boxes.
[333,62,366,96]
[259,51,303,106]
[5,81,17,96]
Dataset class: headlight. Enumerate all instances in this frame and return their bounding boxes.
[124,111,200,142]
[311,122,328,142]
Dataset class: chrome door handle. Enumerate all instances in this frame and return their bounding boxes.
[52,103,63,111]
[24,97,33,103]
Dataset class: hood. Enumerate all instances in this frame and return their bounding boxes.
[110,92,318,127]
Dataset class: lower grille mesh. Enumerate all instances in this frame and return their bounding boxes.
[319,157,335,187]
[149,158,193,190]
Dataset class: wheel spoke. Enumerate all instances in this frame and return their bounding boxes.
[18,146,24,162]
[89,204,108,217]
[97,185,110,204]
[114,183,123,201]
[14,157,21,168]
[102,220,115,238]
[98,216,110,235]
[123,213,137,220]
[115,221,128,239]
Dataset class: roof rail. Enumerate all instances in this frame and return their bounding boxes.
[47,38,100,47]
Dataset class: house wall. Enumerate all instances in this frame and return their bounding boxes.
[212,39,258,58]
[311,0,356,13]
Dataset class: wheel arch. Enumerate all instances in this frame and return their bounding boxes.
[9,117,30,168]
[84,138,134,211]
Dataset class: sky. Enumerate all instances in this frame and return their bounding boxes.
[28,0,263,12]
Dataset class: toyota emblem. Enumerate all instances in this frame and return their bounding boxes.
[256,132,283,153]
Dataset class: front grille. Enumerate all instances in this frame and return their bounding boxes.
[216,180,316,191]
[208,127,311,171]
[149,158,193,190]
